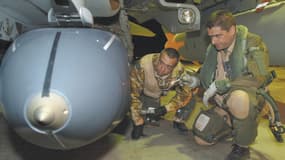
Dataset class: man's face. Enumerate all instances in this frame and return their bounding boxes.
[207,25,236,51]
[155,52,178,76]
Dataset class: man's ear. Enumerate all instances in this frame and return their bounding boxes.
[229,25,236,36]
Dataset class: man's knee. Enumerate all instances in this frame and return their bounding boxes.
[192,108,232,144]
[227,90,250,119]
[194,135,214,146]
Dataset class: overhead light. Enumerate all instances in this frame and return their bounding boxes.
[178,8,195,24]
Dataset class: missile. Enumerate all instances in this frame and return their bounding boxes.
[0,27,130,150]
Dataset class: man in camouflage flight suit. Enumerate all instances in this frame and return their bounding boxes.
[192,10,270,160]
[130,48,197,140]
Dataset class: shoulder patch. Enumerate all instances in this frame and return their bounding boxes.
[246,32,262,48]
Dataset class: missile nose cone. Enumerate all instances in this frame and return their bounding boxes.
[34,107,55,126]
[26,92,69,132]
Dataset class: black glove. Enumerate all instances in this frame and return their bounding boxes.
[131,125,144,140]
[146,113,161,122]
[154,106,167,117]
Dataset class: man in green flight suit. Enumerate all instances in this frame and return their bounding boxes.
[192,10,270,160]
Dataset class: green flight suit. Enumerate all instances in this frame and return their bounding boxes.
[196,25,269,145]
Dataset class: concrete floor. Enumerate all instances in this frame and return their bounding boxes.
[0,66,284,160]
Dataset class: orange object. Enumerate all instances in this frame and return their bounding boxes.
[164,32,185,50]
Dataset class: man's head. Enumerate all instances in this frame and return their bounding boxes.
[206,10,236,51]
[155,48,179,76]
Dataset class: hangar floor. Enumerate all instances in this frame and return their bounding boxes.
[0,66,284,160]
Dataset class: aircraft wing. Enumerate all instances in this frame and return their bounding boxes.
[129,0,284,66]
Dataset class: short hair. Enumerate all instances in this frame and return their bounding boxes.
[206,9,236,31]
[161,48,180,60]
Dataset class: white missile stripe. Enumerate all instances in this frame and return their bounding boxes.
[103,34,116,51]
[49,132,66,149]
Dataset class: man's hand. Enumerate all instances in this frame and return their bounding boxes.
[181,74,200,88]
[145,106,167,121]
[141,107,167,123]
[203,81,217,106]
[131,125,144,140]
[154,106,167,117]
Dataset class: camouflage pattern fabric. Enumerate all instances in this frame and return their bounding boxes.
[130,53,192,125]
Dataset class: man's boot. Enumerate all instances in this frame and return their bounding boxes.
[173,98,195,133]
[173,121,189,132]
[225,144,250,160]
[131,125,144,140]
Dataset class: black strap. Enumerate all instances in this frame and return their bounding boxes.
[42,32,61,97]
